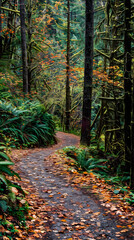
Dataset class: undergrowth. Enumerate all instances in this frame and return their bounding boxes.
[63,145,134,205]
[0,100,56,148]
[0,145,28,239]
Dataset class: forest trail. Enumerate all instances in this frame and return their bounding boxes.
[12,132,133,240]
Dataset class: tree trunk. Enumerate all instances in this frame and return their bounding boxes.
[124,0,132,174]
[28,0,32,93]
[132,79,134,188]
[10,0,18,60]
[125,0,134,189]
[80,0,94,145]
[20,0,28,93]
[0,0,2,58]
[65,0,71,131]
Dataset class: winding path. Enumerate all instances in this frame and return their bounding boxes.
[16,132,132,240]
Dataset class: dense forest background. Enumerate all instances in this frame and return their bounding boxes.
[1,0,134,238]
[1,0,134,225]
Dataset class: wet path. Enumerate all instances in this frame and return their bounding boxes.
[16,132,131,240]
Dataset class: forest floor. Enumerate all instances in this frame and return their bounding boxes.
[10,132,134,240]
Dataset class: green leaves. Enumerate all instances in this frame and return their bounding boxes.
[126,192,134,205]
[0,161,14,166]
[0,152,11,161]
[64,147,109,176]
[0,100,56,148]
[0,200,8,212]
[114,189,120,194]
[0,174,8,187]
[0,150,15,192]
[0,145,26,222]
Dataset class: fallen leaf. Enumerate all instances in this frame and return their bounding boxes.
[110,206,117,211]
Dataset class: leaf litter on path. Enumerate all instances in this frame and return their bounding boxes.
[10,132,134,239]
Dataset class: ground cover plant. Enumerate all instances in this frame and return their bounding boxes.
[0,100,56,148]
[0,145,29,239]
[63,145,134,205]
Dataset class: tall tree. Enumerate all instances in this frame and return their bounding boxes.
[0,0,2,58]
[27,0,32,93]
[65,0,71,131]
[124,0,134,188]
[20,0,28,93]
[132,67,134,188]
[124,0,132,173]
[81,0,94,145]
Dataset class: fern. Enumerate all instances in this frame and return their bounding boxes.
[64,147,109,175]
[0,100,56,147]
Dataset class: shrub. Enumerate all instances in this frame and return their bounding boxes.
[64,146,109,175]
[0,145,28,239]
[0,100,56,148]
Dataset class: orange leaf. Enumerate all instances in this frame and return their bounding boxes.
[116,225,122,228]
[83,171,88,174]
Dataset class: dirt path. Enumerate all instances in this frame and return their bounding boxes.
[13,132,133,240]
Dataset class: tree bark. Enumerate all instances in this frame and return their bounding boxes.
[65,0,71,131]
[80,0,94,145]
[0,0,2,58]
[126,0,134,188]
[20,0,28,93]
[124,0,132,174]
[28,0,32,93]
[131,75,134,188]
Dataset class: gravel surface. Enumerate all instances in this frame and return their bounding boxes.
[16,132,133,240]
